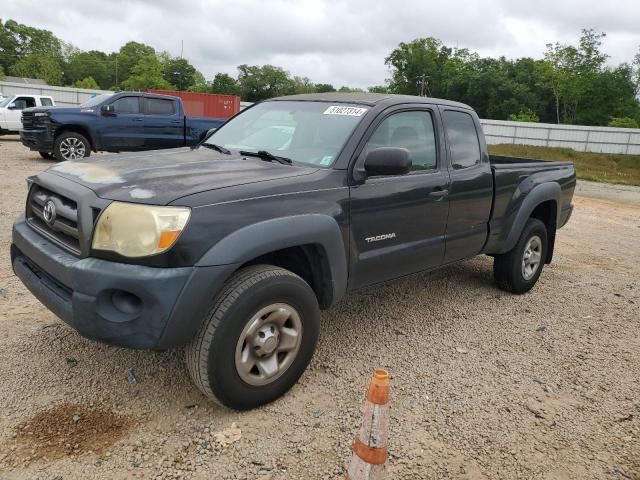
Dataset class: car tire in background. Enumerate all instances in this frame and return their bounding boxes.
[53,131,91,162]
[494,218,548,294]
[185,265,320,410]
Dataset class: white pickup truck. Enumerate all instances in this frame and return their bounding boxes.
[0,94,55,134]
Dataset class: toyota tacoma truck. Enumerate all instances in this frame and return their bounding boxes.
[11,93,575,410]
[19,91,224,161]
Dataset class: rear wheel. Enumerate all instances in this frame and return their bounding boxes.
[185,265,320,410]
[54,132,91,161]
[494,218,547,294]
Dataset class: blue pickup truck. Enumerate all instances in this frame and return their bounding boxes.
[20,92,224,161]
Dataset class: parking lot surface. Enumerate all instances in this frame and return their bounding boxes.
[0,136,638,479]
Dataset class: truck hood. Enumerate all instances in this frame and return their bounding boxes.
[45,147,318,205]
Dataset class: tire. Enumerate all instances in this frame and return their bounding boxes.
[39,151,55,160]
[185,265,320,410]
[494,218,547,294]
[54,131,91,162]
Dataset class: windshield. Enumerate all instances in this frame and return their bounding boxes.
[0,96,13,108]
[79,93,114,108]
[204,101,369,167]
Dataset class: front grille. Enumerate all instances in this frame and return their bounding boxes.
[27,185,82,253]
[21,111,35,129]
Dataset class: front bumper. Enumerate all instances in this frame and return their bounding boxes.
[11,216,235,349]
[20,128,54,152]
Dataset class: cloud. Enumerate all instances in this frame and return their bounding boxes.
[3,0,639,88]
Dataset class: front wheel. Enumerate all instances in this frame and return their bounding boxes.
[185,265,320,410]
[494,218,548,294]
[54,132,91,161]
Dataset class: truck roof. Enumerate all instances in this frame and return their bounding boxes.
[270,92,473,110]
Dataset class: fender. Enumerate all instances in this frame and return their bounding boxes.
[498,182,561,254]
[196,214,348,305]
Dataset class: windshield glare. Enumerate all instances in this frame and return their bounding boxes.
[79,94,113,108]
[204,101,369,167]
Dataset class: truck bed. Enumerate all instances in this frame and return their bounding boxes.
[484,154,576,254]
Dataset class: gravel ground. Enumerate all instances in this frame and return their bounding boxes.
[0,136,639,480]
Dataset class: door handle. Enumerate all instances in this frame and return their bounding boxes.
[133,118,144,122]
[429,189,449,200]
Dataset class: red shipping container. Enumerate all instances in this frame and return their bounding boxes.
[145,90,240,119]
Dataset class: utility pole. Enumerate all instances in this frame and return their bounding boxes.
[180,40,184,59]
[115,54,118,86]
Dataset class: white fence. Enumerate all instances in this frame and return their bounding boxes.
[0,81,111,107]
[480,119,640,155]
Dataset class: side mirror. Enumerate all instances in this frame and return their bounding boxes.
[364,147,412,177]
[7,103,17,110]
[101,104,115,116]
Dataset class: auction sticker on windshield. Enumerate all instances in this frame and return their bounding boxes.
[323,106,368,116]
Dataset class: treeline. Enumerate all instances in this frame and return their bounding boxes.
[1,19,639,127]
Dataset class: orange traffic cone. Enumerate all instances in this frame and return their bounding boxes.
[345,368,390,480]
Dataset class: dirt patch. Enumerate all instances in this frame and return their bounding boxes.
[5,403,133,466]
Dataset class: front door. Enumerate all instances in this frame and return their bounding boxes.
[7,96,36,130]
[349,108,450,289]
[95,96,145,151]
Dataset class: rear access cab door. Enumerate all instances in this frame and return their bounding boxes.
[142,96,185,149]
[439,107,493,263]
[349,103,451,289]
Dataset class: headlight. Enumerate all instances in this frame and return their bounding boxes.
[92,202,191,257]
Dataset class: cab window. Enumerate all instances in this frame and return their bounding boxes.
[111,97,140,114]
[12,97,36,110]
[366,110,437,171]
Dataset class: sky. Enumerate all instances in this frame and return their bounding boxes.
[4,0,640,88]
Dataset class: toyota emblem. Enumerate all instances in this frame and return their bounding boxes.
[43,200,56,225]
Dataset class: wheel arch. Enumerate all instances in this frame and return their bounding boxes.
[196,214,348,308]
[499,182,561,258]
[54,125,95,151]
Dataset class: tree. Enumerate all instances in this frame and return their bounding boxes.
[188,71,209,92]
[163,57,196,91]
[314,83,336,93]
[210,73,240,95]
[9,53,63,84]
[113,41,156,87]
[121,54,172,90]
[236,64,294,101]
[509,108,540,122]
[368,85,389,93]
[608,117,639,128]
[64,50,112,89]
[73,76,100,89]
[338,86,365,93]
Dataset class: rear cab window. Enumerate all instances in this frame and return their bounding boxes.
[40,98,53,106]
[443,110,481,170]
[145,97,176,115]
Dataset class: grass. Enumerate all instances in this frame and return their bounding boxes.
[488,144,640,186]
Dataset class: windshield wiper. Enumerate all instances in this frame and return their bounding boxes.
[240,150,292,165]
[201,143,231,155]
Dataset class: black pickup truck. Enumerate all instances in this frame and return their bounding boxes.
[11,93,575,409]
[19,91,224,161]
